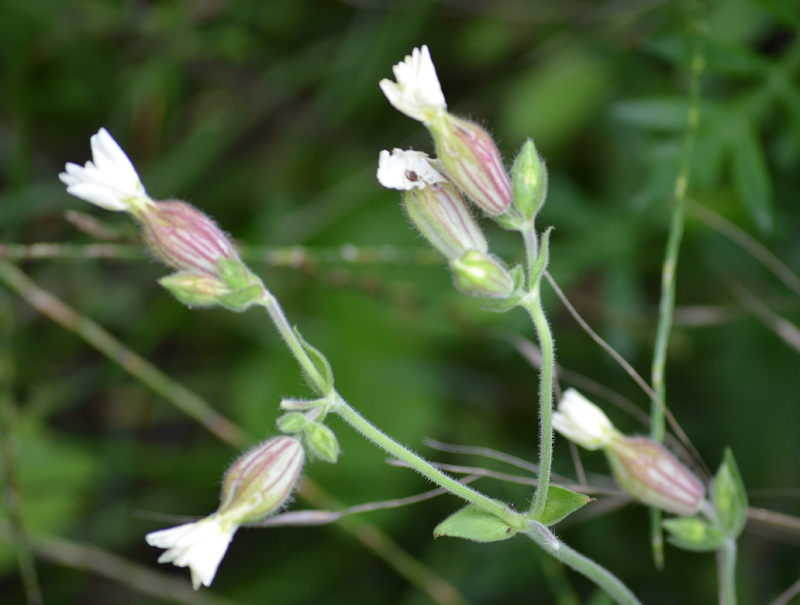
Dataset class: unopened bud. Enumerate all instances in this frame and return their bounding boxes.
[378,149,488,260]
[404,183,487,260]
[138,200,247,280]
[451,250,514,299]
[511,139,548,222]
[219,436,305,524]
[428,114,512,216]
[276,412,309,433]
[605,435,705,516]
[304,422,340,463]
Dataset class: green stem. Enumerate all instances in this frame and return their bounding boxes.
[522,286,555,519]
[522,226,539,291]
[333,396,523,528]
[524,524,640,604]
[718,539,737,605]
[520,227,555,519]
[648,7,705,567]
[258,290,328,392]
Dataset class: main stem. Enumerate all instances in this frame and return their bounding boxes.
[521,227,555,519]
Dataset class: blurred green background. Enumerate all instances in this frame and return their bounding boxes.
[1,0,799,603]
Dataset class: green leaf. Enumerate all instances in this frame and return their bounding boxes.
[663,516,726,552]
[433,504,518,543]
[293,326,334,395]
[536,485,593,526]
[712,448,748,538]
[731,123,773,233]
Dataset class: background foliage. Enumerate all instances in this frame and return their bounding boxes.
[1,0,799,603]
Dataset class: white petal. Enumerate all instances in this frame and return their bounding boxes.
[146,517,237,590]
[377,149,447,191]
[553,389,615,450]
[59,128,149,212]
[380,45,446,123]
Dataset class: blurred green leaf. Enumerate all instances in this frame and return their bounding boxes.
[613,97,688,132]
[730,121,773,232]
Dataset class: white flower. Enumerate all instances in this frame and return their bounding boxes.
[377,149,447,190]
[379,45,446,123]
[59,128,150,212]
[552,389,616,450]
[145,515,237,590]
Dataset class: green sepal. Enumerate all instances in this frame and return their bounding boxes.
[492,206,530,232]
[304,422,340,463]
[663,516,726,552]
[293,327,334,395]
[217,258,254,289]
[158,272,229,308]
[535,485,593,526]
[480,266,526,312]
[433,503,518,543]
[216,284,264,312]
[712,448,748,538]
[276,412,309,434]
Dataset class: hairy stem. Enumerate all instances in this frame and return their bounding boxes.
[524,524,640,604]
[521,227,555,519]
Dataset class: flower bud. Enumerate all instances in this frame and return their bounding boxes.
[451,250,514,299]
[146,437,305,589]
[553,389,615,450]
[378,149,488,260]
[304,422,340,463]
[428,114,512,216]
[137,201,245,280]
[511,139,548,222]
[605,435,705,516]
[219,436,305,523]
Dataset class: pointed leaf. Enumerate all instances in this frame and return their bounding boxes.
[293,327,334,395]
[712,448,748,538]
[731,123,773,233]
[536,485,593,526]
[433,504,518,543]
